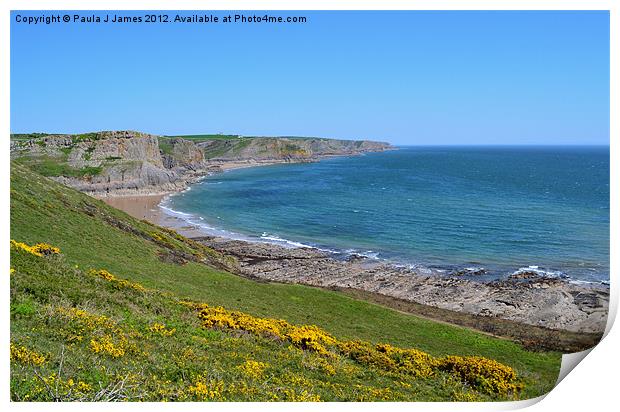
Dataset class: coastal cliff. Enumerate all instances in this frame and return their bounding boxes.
[10,131,392,196]
[198,137,392,163]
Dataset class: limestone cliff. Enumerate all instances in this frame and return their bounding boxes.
[199,137,391,163]
[10,131,393,196]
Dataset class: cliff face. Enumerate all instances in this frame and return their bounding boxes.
[11,131,393,196]
[160,137,206,170]
[11,131,185,195]
[199,137,391,162]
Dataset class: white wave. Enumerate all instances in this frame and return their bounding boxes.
[259,233,314,249]
[359,250,380,260]
[159,205,194,218]
[511,266,565,278]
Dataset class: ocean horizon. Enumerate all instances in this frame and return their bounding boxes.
[163,145,610,284]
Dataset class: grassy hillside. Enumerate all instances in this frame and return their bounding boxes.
[10,163,562,401]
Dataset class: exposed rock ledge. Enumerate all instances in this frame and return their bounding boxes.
[191,236,608,343]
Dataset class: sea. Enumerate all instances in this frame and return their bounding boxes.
[162,146,610,285]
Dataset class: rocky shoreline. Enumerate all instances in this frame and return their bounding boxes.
[190,236,608,336]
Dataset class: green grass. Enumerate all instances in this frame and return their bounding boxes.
[10,133,55,141]
[70,133,100,143]
[13,156,102,178]
[10,163,562,401]
[157,137,174,155]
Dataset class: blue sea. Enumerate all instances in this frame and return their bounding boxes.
[163,146,610,284]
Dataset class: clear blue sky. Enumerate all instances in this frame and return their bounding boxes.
[11,11,609,145]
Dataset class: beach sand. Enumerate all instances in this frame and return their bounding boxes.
[101,193,209,239]
[102,194,165,222]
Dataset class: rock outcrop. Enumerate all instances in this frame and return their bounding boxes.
[193,235,609,338]
[11,131,393,196]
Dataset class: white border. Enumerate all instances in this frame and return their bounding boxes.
[2,2,616,412]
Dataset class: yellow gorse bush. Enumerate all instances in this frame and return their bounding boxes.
[376,343,438,378]
[56,307,120,341]
[10,343,46,366]
[195,304,338,356]
[89,269,147,293]
[186,378,226,401]
[10,240,60,257]
[186,301,521,395]
[56,307,116,331]
[197,304,288,338]
[148,323,176,336]
[287,325,337,356]
[54,306,140,359]
[90,335,126,358]
[437,356,522,395]
[237,360,268,379]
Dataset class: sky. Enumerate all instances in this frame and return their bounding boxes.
[10,10,609,145]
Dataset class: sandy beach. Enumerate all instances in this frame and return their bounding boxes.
[103,193,213,240]
[102,194,166,221]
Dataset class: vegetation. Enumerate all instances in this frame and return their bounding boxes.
[70,133,100,143]
[280,142,310,157]
[13,156,102,178]
[10,163,562,401]
[200,139,251,159]
[157,137,174,155]
[10,133,55,141]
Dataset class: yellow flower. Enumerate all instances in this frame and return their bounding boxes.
[56,306,116,331]
[90,335,126,358]
[89,269,147,292]
[10,343,46,366]
[437,355,521,395]
[237,360,268,379]
[186,379,225,400]
[195,304,336,355]
[10,240,60,257]
[148,322,176,336]
[76,381,92,392]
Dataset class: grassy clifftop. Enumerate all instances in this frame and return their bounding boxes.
[10,163,561,401]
